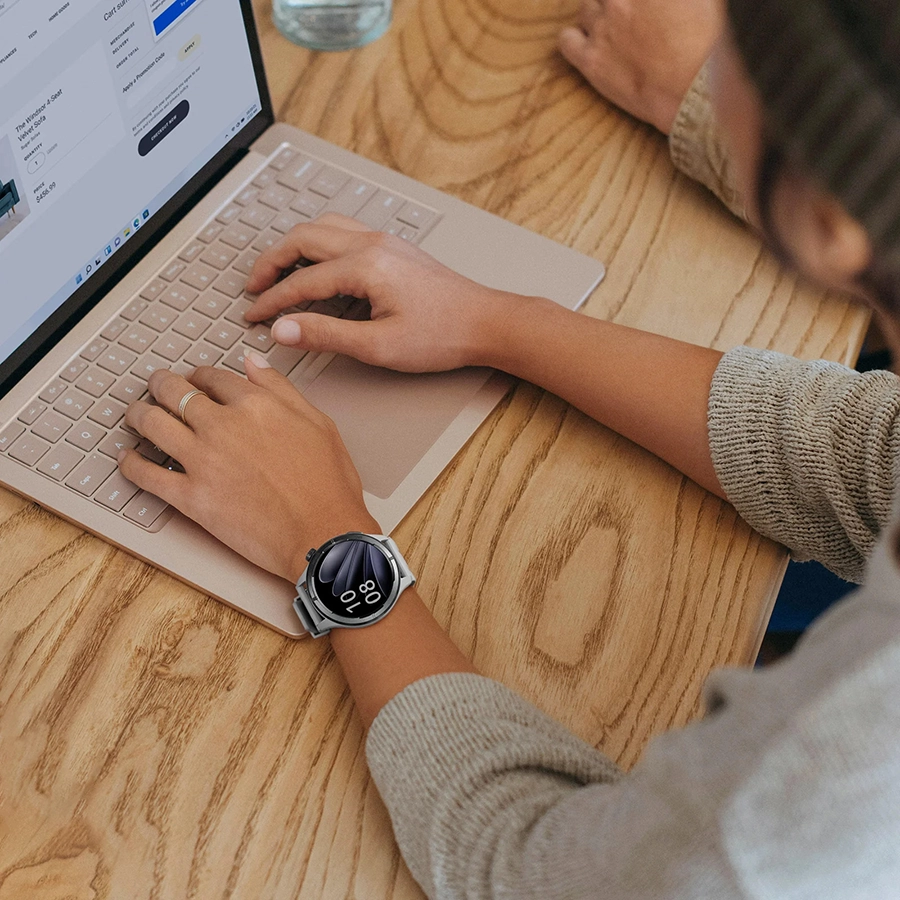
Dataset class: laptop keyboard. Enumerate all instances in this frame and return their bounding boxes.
[0,144,439,532]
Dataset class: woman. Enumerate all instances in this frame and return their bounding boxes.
[118,0,900,894]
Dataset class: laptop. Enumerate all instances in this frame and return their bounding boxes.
[0,0,605,636]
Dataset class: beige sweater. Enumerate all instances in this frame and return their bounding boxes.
[365,73,900,898]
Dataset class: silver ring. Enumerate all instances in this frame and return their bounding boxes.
[177,389,206,424]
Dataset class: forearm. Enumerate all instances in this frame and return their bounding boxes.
[480,295,726,499]
[330,587,475,729]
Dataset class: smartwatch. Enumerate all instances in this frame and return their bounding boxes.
[293,532,416,637]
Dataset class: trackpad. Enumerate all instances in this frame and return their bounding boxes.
[302,356,493,499]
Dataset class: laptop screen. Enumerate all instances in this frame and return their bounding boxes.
[0,0,270,387]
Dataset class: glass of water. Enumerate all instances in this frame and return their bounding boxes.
[272,0,392,51]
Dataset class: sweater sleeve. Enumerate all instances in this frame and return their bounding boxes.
[707,346,900,582]
[668,59,748,221]
[366,580,900,899]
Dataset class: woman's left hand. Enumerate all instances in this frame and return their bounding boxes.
[118,354,379,584]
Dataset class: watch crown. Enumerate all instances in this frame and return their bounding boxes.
[305,548,316,561]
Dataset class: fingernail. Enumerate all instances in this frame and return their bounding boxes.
[273,318,301,343]
[246,350,271,369]
[117,450,127,463]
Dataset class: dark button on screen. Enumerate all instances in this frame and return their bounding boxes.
[138,100,190,158]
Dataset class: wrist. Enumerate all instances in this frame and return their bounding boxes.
[473,292,562,374]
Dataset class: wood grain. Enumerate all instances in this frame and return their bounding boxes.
[0,0,867,896]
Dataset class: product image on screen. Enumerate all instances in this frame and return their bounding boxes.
[312,538,396,621]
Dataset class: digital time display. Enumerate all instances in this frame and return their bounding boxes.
[311,537,396,622]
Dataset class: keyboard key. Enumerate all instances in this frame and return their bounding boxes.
[252,229,281,253]
[269,147,298,171]
[357,190,404,229]
[139,305,178,333]
[224,297,254,325]
[100,318,129,342]
[197,221,225,244]
[181,262,218,291]
[193,292,231,319]
[270,209,307,234]
[0,422,25,452]
[140,280,166,302]
[66,422,106,452]
[200,243,238,271]
[179,241,205,263]
[131,353,170,381]
[220,223,256,250]
[184,342,223,368]
[259,185,295,210]
[9,433,51,466]
[277,157,320,192]
[216,204,243,226]
[36,443,83,480]
[233,249,261,277]
[120,323,157,354]
[160,284,198,311]
[239,203,275,230]
[223,344,249,372]
[212,271,247,299]
[54,389,93,420]
[31,411,71,442]
[124,491,169,526]
[95,470,141,511]
[97,347,138,377]
[206,322,242,350]
[121,298,149,321]
[110,374,146,404]
[290,191,327,218]
[396,202,435,230]
[242,324,275,352]
[98,429,139,458]
[252,167,279,189]
[81,338,108,362]
[153,333,191,362]
[173,311,210,340]
[160,259,188,282]
[65,453,116,496]
[326,178,377,217]
[234,185,261,206]
[266,344,307,375]
[398,225,419,242]
[308,166,349,199]
[18,400,47,425]
[75,368,116,398]
[88,399,128,428]
[59,358,89,382]
[40,379,68,403]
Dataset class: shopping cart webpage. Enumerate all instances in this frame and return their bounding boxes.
[0,0,262,368]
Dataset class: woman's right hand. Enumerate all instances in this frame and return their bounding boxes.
[244,214,522,373]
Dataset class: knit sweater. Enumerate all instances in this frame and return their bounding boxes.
[367,347,900,898]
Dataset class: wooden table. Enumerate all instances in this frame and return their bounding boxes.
[0,1,869,896]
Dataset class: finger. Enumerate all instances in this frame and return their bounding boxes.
[117,448,188,505]
[148,368,218,427]
[246,222,369,294]
[124,400,196,462]
[188,364,259,405]
[245,255,369,322]
[271,312,393,366]
[559,26,590,67]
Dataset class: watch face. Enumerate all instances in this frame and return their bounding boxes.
[310,537,397,623]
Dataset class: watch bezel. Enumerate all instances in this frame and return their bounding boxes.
[304,533,402,628]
